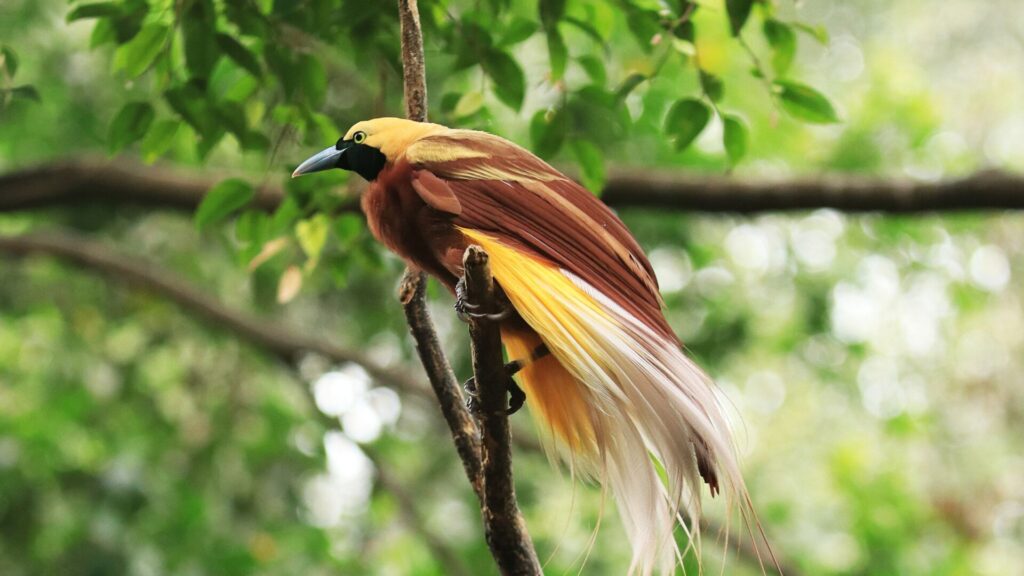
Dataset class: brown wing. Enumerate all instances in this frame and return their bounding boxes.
[406,130,675,342]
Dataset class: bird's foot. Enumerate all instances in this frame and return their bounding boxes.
[462,373,527,415]
[454,276,512,322]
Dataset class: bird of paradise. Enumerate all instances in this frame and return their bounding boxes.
[294,118,758,575]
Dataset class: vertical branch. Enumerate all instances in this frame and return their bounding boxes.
[395,0,483,497]
[395,3,540,574]
[463,247,542,574]
[398,271,483,496]
[398,0,427,122]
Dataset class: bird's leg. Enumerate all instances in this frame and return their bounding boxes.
[454,276,513,323]
[464,344,549,414]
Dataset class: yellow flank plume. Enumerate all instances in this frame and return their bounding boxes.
[501,329,595,453]
[460,228,611,454]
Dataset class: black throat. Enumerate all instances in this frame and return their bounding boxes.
[338,142,387,181]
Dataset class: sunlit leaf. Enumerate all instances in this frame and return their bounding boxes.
[578,55,606,85]
[277,265,303,304]
[195,178,255,229]
[722,114,749,164]
[113,23,169,78]
[775,80,840,124]
[665,98,711,151]
[454,91,485,118]
[140,119,180,163]
[499,18,537,46]
[793,21,830,44]
[615,73,647,102]
[546,28,568,80]
[570,140,606,194]
[248,237,290,272]
[296,214,329,268]
[764,20,797,75]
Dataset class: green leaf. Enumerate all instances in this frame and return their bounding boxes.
[114,23,169,78]
[453,91,485,118]
[182,0,218,80]
[615,73,647,102]
[296,214,329,268]
[546,28,568,81]
[216,34,261,77]
[793,22,829,44]
[775,80,839,124]
[499,18,537,46]
[764,20,797,75]
[165,83,214,135]
[538,0,566,27]
[722,114,749,164]
[108,102,154,153]
[8,85,41,103]
[578,55,606,85]
[570,140,606,194]
[2,46,18,77]
[140,119,180,163]
[726,0,754,36]
[563,16,606,45]
[664,98,711,151]
[530,108,566,159]
[700,71,724,103]
[67,2,121,22]
[195,179,255,229]
[482,50,525,110]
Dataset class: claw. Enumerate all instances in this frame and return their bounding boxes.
[462,374,527,415]
[463,376,479,411]
[507,380,526,415]
[454,275,511,323]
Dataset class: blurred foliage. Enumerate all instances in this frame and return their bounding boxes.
[1,0,1024,575]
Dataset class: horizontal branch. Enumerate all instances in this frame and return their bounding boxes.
[3,157,1022,215]
[0,231,427,398]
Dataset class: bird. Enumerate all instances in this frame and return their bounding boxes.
[293,117,755,575]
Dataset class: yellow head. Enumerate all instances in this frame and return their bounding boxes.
[292,117,446,181]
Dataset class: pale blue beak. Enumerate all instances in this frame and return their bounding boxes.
[292,145,346,178]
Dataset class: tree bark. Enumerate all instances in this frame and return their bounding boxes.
[463,246,542,575]
[3,157,1023,215]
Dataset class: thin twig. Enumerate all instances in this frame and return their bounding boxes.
[463,246,542,574]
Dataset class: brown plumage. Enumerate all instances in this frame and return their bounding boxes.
[294,117,754,575]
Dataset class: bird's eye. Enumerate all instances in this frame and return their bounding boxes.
[353,131,367,144]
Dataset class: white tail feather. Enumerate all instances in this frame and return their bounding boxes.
[549,271,749,575]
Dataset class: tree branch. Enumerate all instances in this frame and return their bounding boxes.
[0,231,426,399]
[463,246,542,574]
[3,158,1024,215]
